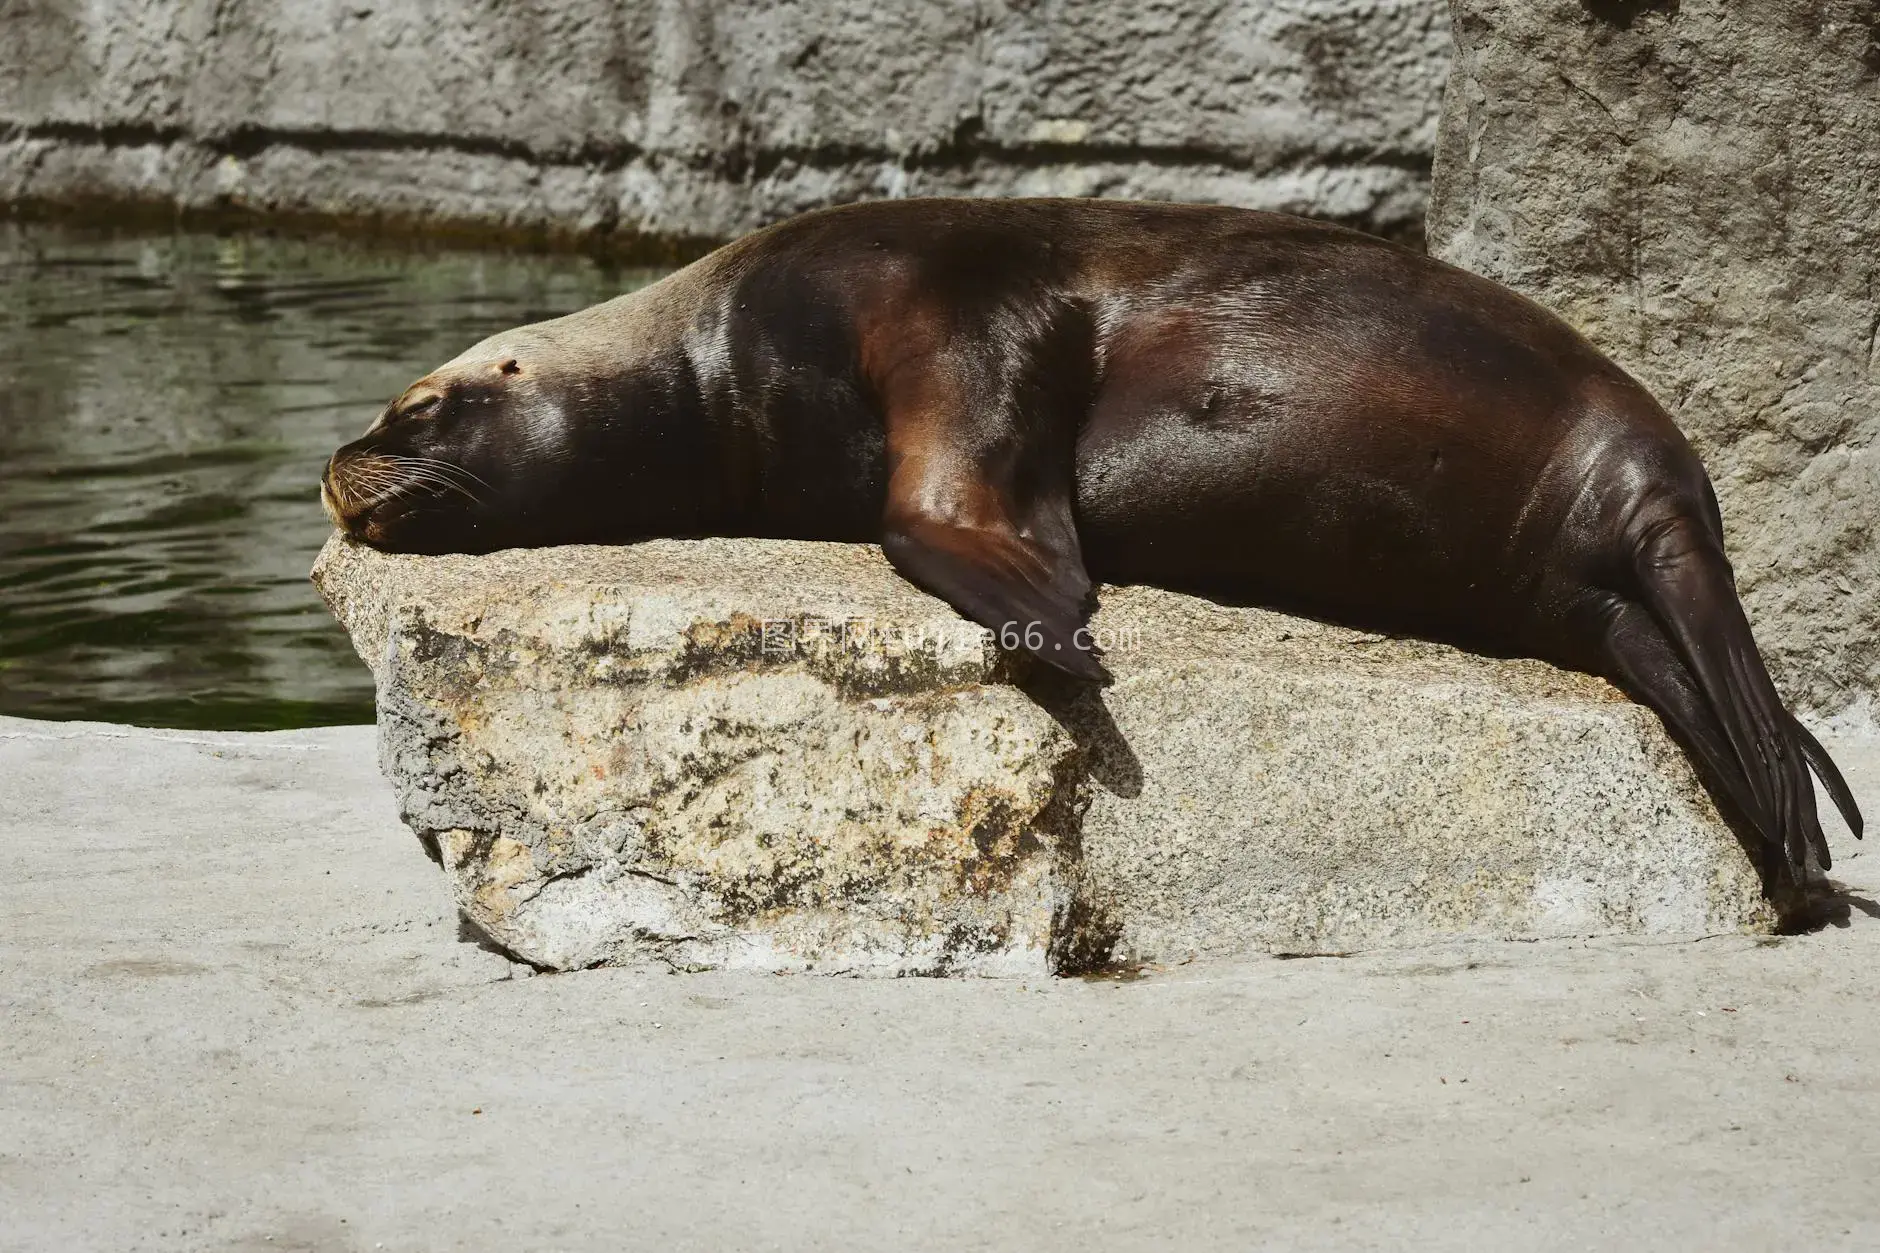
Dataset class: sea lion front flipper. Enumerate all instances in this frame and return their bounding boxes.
[881,497,1103,680]
[870,289,1103,680]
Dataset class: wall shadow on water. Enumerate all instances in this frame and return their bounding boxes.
[0,221,670,730]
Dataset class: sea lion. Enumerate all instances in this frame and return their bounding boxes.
[322,196,1862,891]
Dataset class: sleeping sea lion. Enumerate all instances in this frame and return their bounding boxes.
[321,197,1863,891]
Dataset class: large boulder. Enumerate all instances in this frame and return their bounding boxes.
[1,0,1450,243]
[1427,0,1880,720]
[312,535,1772,974]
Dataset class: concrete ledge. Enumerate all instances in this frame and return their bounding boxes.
[6,711,1878,1248]
[313,535,1772,974]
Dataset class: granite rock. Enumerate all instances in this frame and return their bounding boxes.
[312,535,1773,974]
[1428,0,1880,721]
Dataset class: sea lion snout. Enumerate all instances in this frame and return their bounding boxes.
[317,466,344,528]
[320,447,404,542]
[322,433,504,552]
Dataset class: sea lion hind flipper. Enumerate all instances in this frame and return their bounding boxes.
[881,516,1104,681]
[1598,598,1777,868]
[1627,519,1830,882]
[1790,714,1864,840]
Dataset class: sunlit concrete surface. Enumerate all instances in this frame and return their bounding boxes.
[4,714,1878,1252]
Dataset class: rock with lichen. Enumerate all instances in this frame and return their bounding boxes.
[313,533,1772,974]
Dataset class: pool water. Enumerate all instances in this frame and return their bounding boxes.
[0,223,668,729]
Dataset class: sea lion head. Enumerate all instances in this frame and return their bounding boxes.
[322,338,533,554]
[322,297,704,555]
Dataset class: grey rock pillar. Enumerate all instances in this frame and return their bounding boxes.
[1428,0,1880,719]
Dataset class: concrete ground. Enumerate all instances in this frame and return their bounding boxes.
[3,715,1879,1253]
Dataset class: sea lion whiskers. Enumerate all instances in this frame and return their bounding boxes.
[351,475,438,514]
[382,454,488,504]
[327,455,400,508]
[322,456,382,515]
[329,452,485,517]
[327,465,427,545]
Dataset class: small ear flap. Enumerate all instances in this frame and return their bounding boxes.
[882,507,1103,680]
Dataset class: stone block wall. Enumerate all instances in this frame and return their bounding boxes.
[0,0,1452,246]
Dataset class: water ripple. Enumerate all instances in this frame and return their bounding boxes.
[0,223,666,729]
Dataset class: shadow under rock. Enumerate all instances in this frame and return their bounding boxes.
[1015,662,1143,799]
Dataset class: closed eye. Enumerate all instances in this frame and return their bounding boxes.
[397,392,444,420]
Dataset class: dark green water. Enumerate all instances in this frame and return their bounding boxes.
[0,223,667,730]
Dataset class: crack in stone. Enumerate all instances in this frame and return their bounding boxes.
[1,118,1434,183]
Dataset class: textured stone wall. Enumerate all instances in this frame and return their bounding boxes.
[0,0,1451,245]
[1428,0,1880,721]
